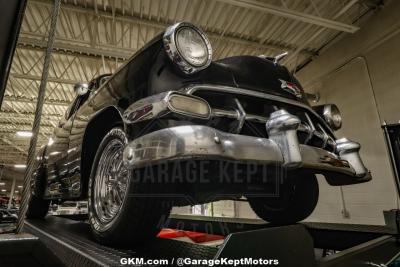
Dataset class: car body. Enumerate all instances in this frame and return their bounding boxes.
[50,201,88,216]
[0,209,18,224]
[28,22,371,246]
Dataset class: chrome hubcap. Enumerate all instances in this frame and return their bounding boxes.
[94,138,129,228]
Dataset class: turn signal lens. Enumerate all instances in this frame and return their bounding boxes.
[168,94,210,119]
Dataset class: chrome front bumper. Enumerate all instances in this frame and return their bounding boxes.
[122,110,371,185]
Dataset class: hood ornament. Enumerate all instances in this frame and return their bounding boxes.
[273,51,288,64]
[279,79,302,99]
[258,51,288,65]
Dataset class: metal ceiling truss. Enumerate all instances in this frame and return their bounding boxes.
[25,0,315,59]
[217,0,359,33]
[3,95,69,106]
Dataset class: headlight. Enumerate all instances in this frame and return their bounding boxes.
[168,94,210,119]
[163,22,212,74]
[314,104,342,130]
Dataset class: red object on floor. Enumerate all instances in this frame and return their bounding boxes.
[158,228,224,243]
[157,228,186,239]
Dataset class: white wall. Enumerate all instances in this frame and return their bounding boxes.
[171,206,192,215]
[296,0,400,225]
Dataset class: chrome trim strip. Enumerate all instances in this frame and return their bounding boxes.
[233,98,246,133]
[304,112,316,144]
[211,108,267,123]
[185,84,336,137]
[317,124,329,149]
[212,108,238,119]
[122,91,171,124]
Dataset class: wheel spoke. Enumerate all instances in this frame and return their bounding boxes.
[114,187,122,205]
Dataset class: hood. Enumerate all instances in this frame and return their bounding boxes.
[107,34,308,105]
[214,56,307,103]
[149,42,308,104]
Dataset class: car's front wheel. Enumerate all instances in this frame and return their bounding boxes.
[247,174,319,224]
[88,127,171,246]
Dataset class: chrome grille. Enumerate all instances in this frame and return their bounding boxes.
[187,85,336,153]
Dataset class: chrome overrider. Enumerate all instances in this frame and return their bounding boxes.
[122,90,371,183]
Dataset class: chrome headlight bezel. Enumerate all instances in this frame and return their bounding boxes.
[163,22,212,74]
[314,104,342,131]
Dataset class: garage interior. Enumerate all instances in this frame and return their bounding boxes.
[1,0,400,266]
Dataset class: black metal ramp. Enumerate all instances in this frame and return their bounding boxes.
[22,213,400,267]
[166,214,394,251]
[24,216,217,267]
[23,216,321,267]
[0,232,63,267]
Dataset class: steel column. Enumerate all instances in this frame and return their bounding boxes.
[7,176,16,209]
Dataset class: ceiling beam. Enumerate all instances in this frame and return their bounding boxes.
[0,136,49,144]
[0,168,25,182]
[283,0,359,67]
[10,72,77,85]
[16,43,121,62]
[0,150,30,154]
[3,95,70,106]
[0,130,50,138]
[0,121,54,128]
[0,160,27,165]
[0,142,49,147]
[18,35,132,60]
[0,138,28,155]
[0,124,55,131]
[0,110,62,119]
[0,144,42,148]
[11,46,119,86]
[217,0,359,33]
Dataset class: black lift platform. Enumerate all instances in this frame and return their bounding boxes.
[17,211,400,267]
[23,216,217,267]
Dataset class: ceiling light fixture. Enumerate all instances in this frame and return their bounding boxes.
[48,137,54,146]
[16,131,33,137]
[0,182,5,186]
[14,164,27,169]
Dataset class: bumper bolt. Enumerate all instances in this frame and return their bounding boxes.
[214,136,221,144]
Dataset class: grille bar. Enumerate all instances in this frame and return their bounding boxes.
[186,84,335,135]
[187,84,336,152]
[210,107,335,152]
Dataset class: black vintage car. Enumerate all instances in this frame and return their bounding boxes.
[27,22,371,246]
[0,209,18,224]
